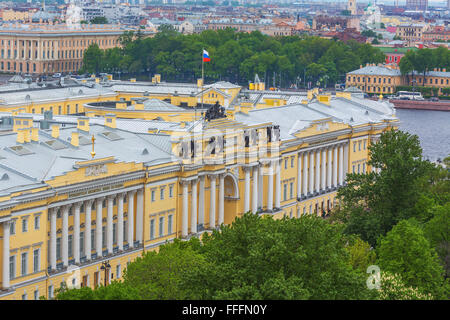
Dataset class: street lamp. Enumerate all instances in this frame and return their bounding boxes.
[100,260,111,287]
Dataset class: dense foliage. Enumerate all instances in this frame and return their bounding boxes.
[54,131,449,300]
[399,47,450,82]
[80,28,385,87]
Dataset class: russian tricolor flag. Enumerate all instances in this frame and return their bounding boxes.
[203,50,210,62]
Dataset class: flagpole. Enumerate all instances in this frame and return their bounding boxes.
[201,49,204,120]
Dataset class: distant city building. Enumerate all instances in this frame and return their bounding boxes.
[395,23,428,45]
[347,0,356,16]
[406,0,428,11]
[0,24,154,75]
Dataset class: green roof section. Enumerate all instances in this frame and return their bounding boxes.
[377,47,419,54]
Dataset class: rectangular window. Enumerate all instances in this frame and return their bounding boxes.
[9,255,15,280]
[151,190,155,202]
[21,252,28,276]
[68,235,73,258]
[33,249,40,273]
[284,159,288,169]
[283,184,287,201]
[22,293,27,300]
[160,188,164,200]
[56,238,61,261]
[113,223,117,245]
[363,163,366,174]
[291,157,294,168]
[22,218,28,233]
[290,182,293,199]
[159,217,164,237]
[102,226,106,248]
[80,232,84,257]
[353,165,355,173]
[116,264,121,279]
[48,285,54,299]
[358,164,361,174]
[358,141,361,151]
[150,219,155,240]
[364,140,367,150]
[353,142,356,152]
[34,290,39,300]
[10,220,15,235]
[34,215,40,230]
[124,221,127,242]
[91,232,95,252]
[168,215,173,234]
[169,185,174,198]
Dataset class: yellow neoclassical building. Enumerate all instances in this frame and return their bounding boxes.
[0,80,398,300]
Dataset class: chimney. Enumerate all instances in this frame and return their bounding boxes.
[71,131,79,147]
[16,129,25,144]
[51,125,59,138]
[23,129,31,143]
[105,114,116,129]
[77,117,90,132]
[31,127,39,142]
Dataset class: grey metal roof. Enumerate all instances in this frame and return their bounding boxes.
[0,124,175,192]
[348,66,401,76]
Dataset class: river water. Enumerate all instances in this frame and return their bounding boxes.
[395,109,450,162]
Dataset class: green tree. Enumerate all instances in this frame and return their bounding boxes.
[80,43,104,74]
[345,235,376,273]
[123,238,208,300]
[337,130,435,246]
[377,271,433,300]
[90,16,108,24]
[376,220,448,299]
[193,213,373,300]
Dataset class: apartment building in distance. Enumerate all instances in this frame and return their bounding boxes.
[395,23,428,45]
[346,63,450,95]
[0,24,154,75]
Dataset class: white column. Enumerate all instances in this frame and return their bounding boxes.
[127,191,135,247]
[258,165,263,209]
[62,205,69,267]
[333,146,338,187]
[267,162,274,211]
[50,208,57,270]
[96,198,103,257]
[327,148,332,189]
[252,165,258,214]
[73,203,81,264]
[344,143,349,182]
[198,176,205,227]
[191,179,198,234]
[106,196,113,254]
[339,144,344,185]
[84,200,92,260]
[2,221,10,289]
[244,167,251,213]
[209,175,216,229]
[218,174,224,226]
[309,151,314,195]
[117,194,124,251]
[275,160,281,209]
[321,148,326,191]
[303,152,308,197]
[297,153,302,199]
[315,149,321,194]
[136,189,144,245]
[182,181,189,237]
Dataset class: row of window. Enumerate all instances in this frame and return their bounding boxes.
[9,248,40,280]
[30,104,79,115]
[353,139,367,153]
[352,162,367,174]
[149,214,174,240]
[150,184,174,202]
[0,60,81,73]
[9,215,40,235]
[349,76,393,85]
[1,38,116,48]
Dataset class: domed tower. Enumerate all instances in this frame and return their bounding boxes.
[348,0,357,15]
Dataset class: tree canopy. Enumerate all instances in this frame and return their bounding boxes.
[80,29,385,87]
